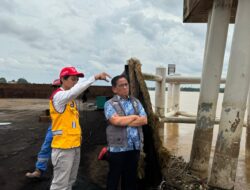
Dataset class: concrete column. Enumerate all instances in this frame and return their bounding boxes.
[189,0,232,177]
[172,82,180,112]
[209,0,250,189]
[246,92,250,158]
[203,10,212,60]
[155,67,166,118]
[167,83,174,112]
[167,64,175,113]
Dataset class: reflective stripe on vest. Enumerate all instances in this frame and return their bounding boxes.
[52,130,63,136]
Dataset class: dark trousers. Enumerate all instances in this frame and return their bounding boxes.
[107,150,140,190]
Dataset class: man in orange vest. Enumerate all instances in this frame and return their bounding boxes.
[49,66,110,190]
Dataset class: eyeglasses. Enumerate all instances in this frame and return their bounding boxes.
[117,83,129,88]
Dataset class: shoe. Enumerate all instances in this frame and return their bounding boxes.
[25,169,42,178]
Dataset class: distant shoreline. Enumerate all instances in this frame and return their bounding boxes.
[147,87,225,93]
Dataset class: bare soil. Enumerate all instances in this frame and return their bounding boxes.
[0,99,108,190]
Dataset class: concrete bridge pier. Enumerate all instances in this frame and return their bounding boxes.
[209,0,250,189]
[189,0,232,177]
[246,92,250,158]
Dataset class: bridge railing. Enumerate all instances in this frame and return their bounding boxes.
[142,67,226,124]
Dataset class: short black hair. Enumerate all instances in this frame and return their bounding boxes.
[111,75,128,87]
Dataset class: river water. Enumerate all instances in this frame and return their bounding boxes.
[149,91,250,190]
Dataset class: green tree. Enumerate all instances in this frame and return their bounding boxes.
[17,78,29,84]
[0,77,7,83]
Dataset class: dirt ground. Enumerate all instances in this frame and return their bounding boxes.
[0,99,108,190]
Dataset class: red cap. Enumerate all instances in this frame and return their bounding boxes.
[59,67,84,78]
[52,79,61,87]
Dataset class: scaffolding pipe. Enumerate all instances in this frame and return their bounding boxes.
[189,0,232,177]
[209,0,250,189]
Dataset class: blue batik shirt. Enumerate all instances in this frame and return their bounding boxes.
[104,95,147,152]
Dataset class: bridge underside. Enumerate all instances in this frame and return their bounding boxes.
[183,0,238,23]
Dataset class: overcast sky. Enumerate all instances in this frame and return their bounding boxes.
[0,0,234,84]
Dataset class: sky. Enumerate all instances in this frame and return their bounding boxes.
[0,0,234,85]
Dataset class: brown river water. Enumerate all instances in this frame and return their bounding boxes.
[149,91,250,190]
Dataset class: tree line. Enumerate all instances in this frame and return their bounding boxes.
[0,77,29,84]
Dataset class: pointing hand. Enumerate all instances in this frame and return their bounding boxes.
[95,72,111,82]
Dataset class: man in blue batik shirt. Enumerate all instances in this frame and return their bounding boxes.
[104,74,147,190]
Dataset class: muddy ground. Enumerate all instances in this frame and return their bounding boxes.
[0,99,109,190]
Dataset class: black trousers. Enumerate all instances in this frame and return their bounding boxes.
[107,150,140,190]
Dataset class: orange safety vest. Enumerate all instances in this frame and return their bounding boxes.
[49,89,81,149]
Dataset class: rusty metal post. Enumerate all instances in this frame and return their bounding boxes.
[209,0,250,189]
[155,67,166,118]
[189,0,232,177]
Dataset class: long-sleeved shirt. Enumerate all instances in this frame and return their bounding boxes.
[53,76,95,113]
